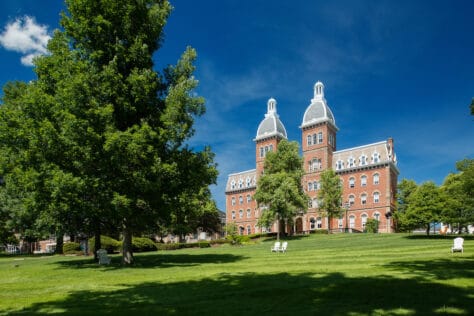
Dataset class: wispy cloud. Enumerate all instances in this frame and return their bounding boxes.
[0,16,51,66]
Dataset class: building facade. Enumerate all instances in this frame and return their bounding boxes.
[225,81,399,234]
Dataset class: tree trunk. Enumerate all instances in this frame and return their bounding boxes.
[276,218,280,241]
[55,232,64,254]
[122,221,134,265]
[426,225,430,236]
[94,228,101,261]
[327,216,332,234]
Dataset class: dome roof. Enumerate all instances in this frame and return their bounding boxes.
[255,98,287,141]
[301,81,337,129]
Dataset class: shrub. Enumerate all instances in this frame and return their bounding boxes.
[131,237,157,252]
[365,219,379,233]
[63,242,81,255]
[311,229,329,234]
[198,241,211,248]
[210,239,230,245]
[88,235,121,254]
[156,243,181,251]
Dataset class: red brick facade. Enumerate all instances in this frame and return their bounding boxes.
[226,82,398,234]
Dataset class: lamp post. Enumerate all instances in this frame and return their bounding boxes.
[344,202,350,233]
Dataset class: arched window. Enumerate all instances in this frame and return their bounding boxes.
[310,218,316,230]
[349,215,355,228]
[338,216,343,229]
[231,211,235,220]
[361,193,367,205]
[313,134,318,145]
[374,212,381,221]
[260,147,264,158]
[361,214,368,229]
[231,197,236,206]
[373,173,380,185]
[239,210,243,218]
[308,199,313,208]
[246,209,251,218]
[349,195,355,206]
[239,195,243,204]
[269,144,273,152]
[307,135,312,146]
[246,194,251,203]
[314,181,320,190]
[373,192,380,203]
[361,175,367,187]
[247,225,251,235]
[308,182,313,191]
[349,177,355,188]
[316,217,322,228]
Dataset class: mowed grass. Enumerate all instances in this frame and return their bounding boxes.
[1,234,473,315]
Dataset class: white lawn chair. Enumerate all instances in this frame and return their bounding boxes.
[279,241,288,253]
[451,237,464,253]
[271,241,281,252]
[97,249,111,264]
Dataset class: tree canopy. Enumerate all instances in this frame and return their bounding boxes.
[317,169,343,233]
[0,0,217,264]
[254,140,308,240]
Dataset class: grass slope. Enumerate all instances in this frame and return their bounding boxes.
[0,234,473,315]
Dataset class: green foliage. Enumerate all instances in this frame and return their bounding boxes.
[131,237,158,252]
[402,181,446,235]
[63,242,82,254]
[224,222,241,245]
[254,140,308,240]
[318,169,343,232]
[198,241,211,248]
[365,219,379,233]
[0,0,217,266]
[89,235,121,254]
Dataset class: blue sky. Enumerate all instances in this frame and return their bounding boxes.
[1,0,473,211]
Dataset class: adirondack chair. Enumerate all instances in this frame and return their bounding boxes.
[271,242,281,252]
[451,237,464,253]
[97,249,111,264]
[279,241,288,253]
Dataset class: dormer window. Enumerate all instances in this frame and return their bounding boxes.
[231,180,236,190]
[348,157,355,168]
[336,160,343,170]
[360,155,367,166]
[238,178,243,189]
[372,152,380,163]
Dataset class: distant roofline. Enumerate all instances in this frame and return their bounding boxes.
[228,169,256,177]
[333,140,388,154]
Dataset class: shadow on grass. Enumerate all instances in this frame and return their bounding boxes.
[3,271,473,315]
[53,252,247,270]
[384,257,474,280]
[404,234,474,241]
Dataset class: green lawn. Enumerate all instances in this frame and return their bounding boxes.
[0,234,473,315]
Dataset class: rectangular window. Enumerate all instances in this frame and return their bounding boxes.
[318,132,323,144]
[307,135,312,146]
[260,147,264,158]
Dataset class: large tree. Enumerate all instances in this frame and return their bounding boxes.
[0,0,217,264]
[317,169,343,233]
[254,140,308,241]
[394,179,418,232]
[441,173,474,233]
[403,181,446,235]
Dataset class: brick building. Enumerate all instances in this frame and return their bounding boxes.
[225,81,399,234]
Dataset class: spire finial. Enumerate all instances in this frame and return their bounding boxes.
[267,97,277,115]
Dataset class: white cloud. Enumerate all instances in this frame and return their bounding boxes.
[0,16,51,66]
